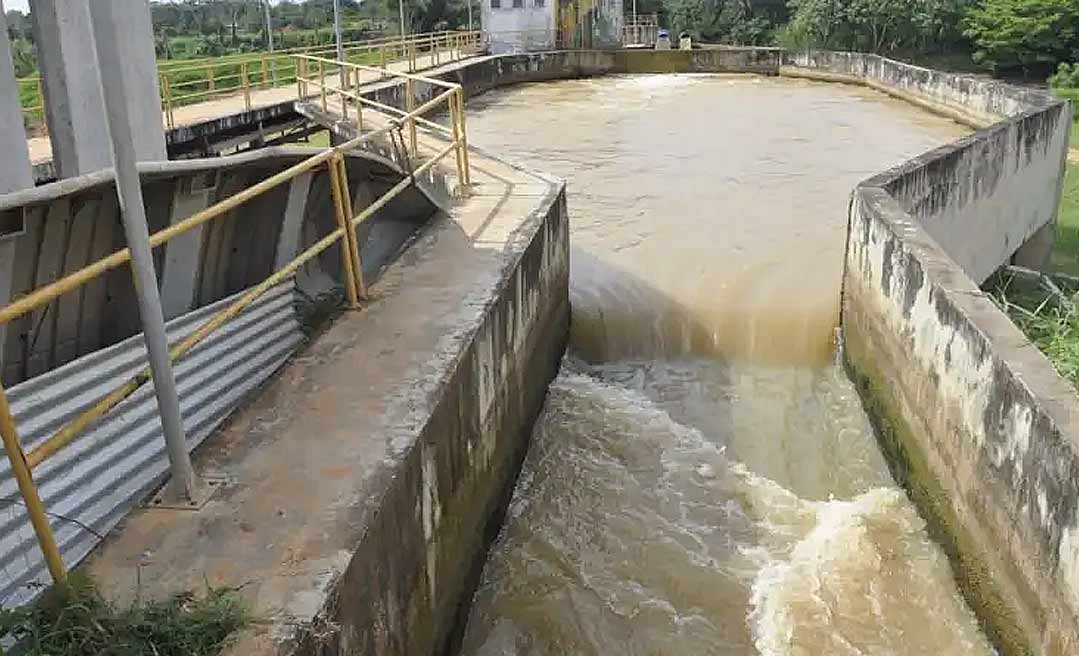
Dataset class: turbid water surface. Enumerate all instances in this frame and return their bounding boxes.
[459,75,988,656]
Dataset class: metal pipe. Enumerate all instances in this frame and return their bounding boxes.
[455,89,471,186]
[328,158,360,307]
[0,150,337,328]
[88,1,197,501]
[0,384,66,583]
[335,156,365,296]
[295,52,460,88]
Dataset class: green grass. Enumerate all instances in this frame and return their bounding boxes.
[1050,163,1079,275]
[1053,88,1079,148]
[989,272,1079,388]
[0,575,248,656]
[990,163,1079,390]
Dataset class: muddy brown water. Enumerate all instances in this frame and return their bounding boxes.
[458,75,992,655]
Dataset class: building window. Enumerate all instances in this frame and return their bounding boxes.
[535,0,545,7]
[491,0,500,7]
[512,0,523,7]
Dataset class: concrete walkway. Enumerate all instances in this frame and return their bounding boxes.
[26,47,476,165]
[83,122,565,654]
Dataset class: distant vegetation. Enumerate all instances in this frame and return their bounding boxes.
[3,0,1077,81]
[3,0,475,79]
[642,0,1079,79]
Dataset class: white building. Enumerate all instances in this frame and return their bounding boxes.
[482,0,623,54]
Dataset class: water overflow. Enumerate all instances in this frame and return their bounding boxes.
[457,75,991,654]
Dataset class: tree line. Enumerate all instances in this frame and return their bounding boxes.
[656,0,1079,76]
[3,0,474,77]
[4,0,1078,78]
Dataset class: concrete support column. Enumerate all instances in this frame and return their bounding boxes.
[0,3,32,193]
[160,185,214,319]
[1013,221,1056,271]
[31,0,165,178]
[0,1,35,373]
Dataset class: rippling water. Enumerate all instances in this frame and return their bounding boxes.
[459,75,989,655]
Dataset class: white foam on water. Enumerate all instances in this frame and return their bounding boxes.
[462,365,993,655]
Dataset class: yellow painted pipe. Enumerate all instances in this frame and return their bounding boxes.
[0,150,336,327]
[335,157,366,297]
[27,221,351,469]
[0,384,66,583]
[328,157,361,307]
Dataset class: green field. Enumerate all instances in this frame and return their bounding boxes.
[990,163,1079,391]
[1050,163,1079,274]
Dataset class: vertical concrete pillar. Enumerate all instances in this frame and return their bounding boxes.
[90,0,166,162]
[0,1,35,373]
[0,3,32,193]
[160,183,213,319]
[1013,221,1056,270]
[31,0,166,178]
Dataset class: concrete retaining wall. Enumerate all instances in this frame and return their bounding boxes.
[786,51,1071,284]
[355,48,782,114]
[813,53,1079,654]
[321,50,1076,653]
[295,187,569,656]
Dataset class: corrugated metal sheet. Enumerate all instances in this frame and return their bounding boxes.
[0,282,303,607]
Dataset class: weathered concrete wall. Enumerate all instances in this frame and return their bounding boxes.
[843,187,1079,656]
[79,144,568,656]
[824,52,1078,655]
[295,187,569,656]
[786,51,1071,283]
[352,49,781,119]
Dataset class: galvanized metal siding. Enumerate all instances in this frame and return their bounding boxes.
[0,282,302,607]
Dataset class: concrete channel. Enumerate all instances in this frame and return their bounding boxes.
[0,47,1073,656]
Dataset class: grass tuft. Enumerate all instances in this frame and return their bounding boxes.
[989,272,1079,389]
[0,574,248,656]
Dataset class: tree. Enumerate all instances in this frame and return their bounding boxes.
[963,0,1079,73]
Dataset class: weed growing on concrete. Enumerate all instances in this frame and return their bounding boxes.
[989,271,1079,389]
[0,574,248,656]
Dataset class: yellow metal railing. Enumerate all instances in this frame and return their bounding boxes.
[292,51,472,189]
[0,61,471,585]
[19,30,484,132]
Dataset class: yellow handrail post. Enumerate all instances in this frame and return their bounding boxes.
[356,81,364,134]
[297,57,306,98]
[0,384,67,585]
[335,156,366,298]
[450,87,466,195]
[327,158,361,308]
[456,88,471,187]
[380,43,387,76]
[207,63,215,93]
[433,34,439,65]
[241,62,251,111]
[405,77,417,157]
[319,60,328,112]
[35,76,43,121]
[161,74,175,130]
[341,74,350,122]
